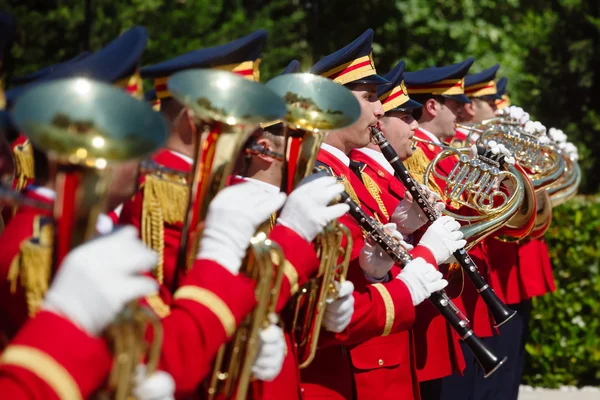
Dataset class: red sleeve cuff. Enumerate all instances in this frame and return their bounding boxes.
[410,245,437,267]
[5,310,113,399]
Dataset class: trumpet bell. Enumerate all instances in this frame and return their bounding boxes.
[168,69,287,127]
[266,73,360,131]
[11,78,168,164]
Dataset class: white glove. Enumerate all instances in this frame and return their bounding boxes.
[397,257,448,306]
[561,142,579,161]
[133,364,175,400]
[485,141,515,165]
[418,215,467,265]
[391,185,445,235]
[252,324,286,381]
[322,280,355,333]
[43,227,158,335]
[508,106,524,122]
[198,183,287,275]
[278,176,349,242]
[359,223,412,280]
[548,127,567,144]
[538,135,551,145]
[533,121,547,135]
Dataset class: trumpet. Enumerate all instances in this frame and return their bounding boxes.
[11,77,168,400]
[166,69,289,399]
[265,73,360,367]
[372,127,516,327]
[339,190,505,377]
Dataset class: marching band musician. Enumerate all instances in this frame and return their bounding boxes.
[0,26,152,340]
[300,29,466,400]
[347,60,468,399]
[235,59,358,400]
[0,28,316,398]
[123,30,355,396]
[494,77,511,111]
[0,227,173,400]
[483,77,556,399]
[403,60,500,400]
[436,63,517,400]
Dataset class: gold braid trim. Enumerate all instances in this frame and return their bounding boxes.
[145,293,171,318]
[13,140,35,193]
[339,175,360,207]
[141,174,188,284]
[371,283,395,336]
[360,171,389,220]
[403,147,461,209]
[7,217,54,317]
[1,345,83,400]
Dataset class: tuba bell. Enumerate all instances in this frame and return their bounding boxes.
[167,69,290,399]
[265,73,360,367]
[11,77,169,400]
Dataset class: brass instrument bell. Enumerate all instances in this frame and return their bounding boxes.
[167,69,287,273]
[266,73,359,368]
[266,72,360,192]
[11,77,168,400]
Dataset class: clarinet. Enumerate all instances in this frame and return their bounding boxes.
[370,126,516,327]
[339,191,505,378]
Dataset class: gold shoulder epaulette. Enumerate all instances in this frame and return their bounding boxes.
[13,140,35,192]
[141,172,189,284]
[359,171,389,220]
[7,216,54,317]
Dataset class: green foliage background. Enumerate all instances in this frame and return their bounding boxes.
[1,0,599,387]
[525,196,600,388]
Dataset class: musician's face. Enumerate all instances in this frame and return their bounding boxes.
[344,83,385,148]
[472,98,497,122]
[106,159,140,211]
[380,110,419,160]
[437,98,462,140]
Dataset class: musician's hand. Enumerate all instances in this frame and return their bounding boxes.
[197,183,287,275]
[278,176,349,242]
[397,257,448,306]
[418,216,467,265]
[323,280,355,333]
[549,127,568,144]
[359,223,409,280]
[252,324,286,381]
[482,142,516,165]
[43,227,158,335]
[391,185,444,235]
[133,364,175,400]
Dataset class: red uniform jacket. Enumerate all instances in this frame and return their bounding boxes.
[300,148,436,400]
[119,149,192,290]
[517,237,555,299]
[0,189,53,340]
[409,129,496,378]
[0,186,317,398]
[0,311,113,400]
[349,148,466,383]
